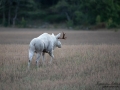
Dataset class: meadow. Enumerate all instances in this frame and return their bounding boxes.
[0,28,120,90]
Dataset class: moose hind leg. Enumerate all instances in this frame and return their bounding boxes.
[42,52,45,65]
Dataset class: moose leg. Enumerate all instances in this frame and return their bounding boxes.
[42,52,45,65]
[28,50,34,69]
[49,50,54,64]
[36,52,41,68]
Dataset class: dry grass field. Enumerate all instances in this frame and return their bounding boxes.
[0,28,120,90]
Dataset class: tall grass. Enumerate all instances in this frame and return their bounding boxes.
[0,44,120,90]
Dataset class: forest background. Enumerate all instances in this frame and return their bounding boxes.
[0,0,120,29]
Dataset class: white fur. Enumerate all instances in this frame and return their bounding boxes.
[28,33,61,69]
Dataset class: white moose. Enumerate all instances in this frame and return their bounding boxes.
[28,32,66,69]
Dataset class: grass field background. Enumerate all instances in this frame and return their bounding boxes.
[0,28,120,90]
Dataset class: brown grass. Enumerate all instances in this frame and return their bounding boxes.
[0,28,120,90]
[0,44,120,90]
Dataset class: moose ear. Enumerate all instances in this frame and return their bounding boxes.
[56,33,61,39]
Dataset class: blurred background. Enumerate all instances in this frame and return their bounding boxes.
[0,0,120,30]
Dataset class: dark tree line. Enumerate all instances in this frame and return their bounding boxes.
[0,0,120,28]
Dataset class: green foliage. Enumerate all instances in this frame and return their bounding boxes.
[0,0,120,29]
[107,18,118,28]
[2,21,8,27]
[66,20,73,28]
[20,17,27,28]
[74,11,84,25]
[55,0,69,10]
[45,14,66,23]
[96,15,101,25]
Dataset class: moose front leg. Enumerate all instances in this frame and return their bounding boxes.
[36,52,41,68]
[48,50,54,64]
[28,50,34,69]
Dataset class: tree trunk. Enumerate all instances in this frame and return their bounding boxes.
[13,13,18,27]
[65,12,71,21]
[2,5,6,26]
[8,5,11,26]
[12,7,18,27]
[12,0,19,27]
[0,0,2,5]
